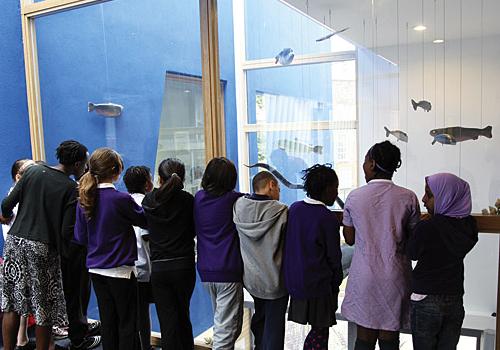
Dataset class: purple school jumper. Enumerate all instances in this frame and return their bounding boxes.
[341,179,420,331]
[283,200,343,299]
[194,190,244,282]
[74,187,147,269]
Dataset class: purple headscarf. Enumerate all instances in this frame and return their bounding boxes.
[426,173,472,218]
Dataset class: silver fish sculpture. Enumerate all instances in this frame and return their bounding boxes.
[246,163,345,209]
[432,133,457,145]
[88,102,123,117]
[411,99,432,112]
[384,126,408,142]
[316,27,349,42]
[429,126,492,143]
[277,138,323,154]
[275,48,295,65]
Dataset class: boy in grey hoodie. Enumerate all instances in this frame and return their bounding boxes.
[233,171,288,350]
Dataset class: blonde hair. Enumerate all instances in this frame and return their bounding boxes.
[79,148,123,219]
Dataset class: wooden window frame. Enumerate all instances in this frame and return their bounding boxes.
[20,0,225,162]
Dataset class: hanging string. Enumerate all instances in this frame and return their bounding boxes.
[443,0,446,127]
[480,0,484,127]
[372,0,376,142]
[397,0,400,129]
[329,9,332,28]
[421,0,425,100]
[434,0,438,128]
[458,0,463,176]
[406,21,409,185]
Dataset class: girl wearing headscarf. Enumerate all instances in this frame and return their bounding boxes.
[407,173,478,350]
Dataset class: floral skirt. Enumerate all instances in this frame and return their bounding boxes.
[1,235,67,326]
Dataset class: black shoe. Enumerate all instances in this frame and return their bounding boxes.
[86,320,101,337]
[70,335,101,350]
[14,341,36,350]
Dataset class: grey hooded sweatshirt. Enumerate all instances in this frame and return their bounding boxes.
[233,195,288,300]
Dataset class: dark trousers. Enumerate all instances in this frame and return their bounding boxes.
[251,294,289,350]
[151,267,196,350]
[61,244,91,345]
[91,273,138,350]
[137,281,153,350]
[411,295,465,350]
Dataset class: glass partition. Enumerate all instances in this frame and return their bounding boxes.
[34,0,217,337]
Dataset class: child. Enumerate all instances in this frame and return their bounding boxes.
[142,158,196,350]
[1,140,88,350]
[233,171,288,350]
[74,148,147,350]
[194,157,244,350]
[123,166,154,350]
[341,141,420,350]
[1,159,35,350]
[283,164,343,350]
[407,173,478,350]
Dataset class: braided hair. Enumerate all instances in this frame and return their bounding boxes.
[56,140,88,166]
[367,140,402,178]
[302,163,338,201]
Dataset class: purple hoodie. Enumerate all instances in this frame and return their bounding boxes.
[194,190,244,282]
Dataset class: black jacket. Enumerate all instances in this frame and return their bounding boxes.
[142,188,195,271]
[407,214,478,295]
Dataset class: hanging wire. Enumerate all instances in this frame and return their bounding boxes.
[443,0,446,126]
[406,21,409,185]
[480,0,484,127]
[434,0,438,128]
[329,8,332,28]
[421,0,425,99]
[397,0,400,129]
[372,0,377,142]
[458,0,463,176]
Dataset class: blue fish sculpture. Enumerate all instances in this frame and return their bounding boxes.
[411,99,432,112]
[275,48,295,65]
[316,27,349,42]
[432,134,457,145]
[88,102,123,117]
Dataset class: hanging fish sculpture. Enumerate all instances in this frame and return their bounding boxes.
[384,126,408,143]
[245,162,345,209]
[277,138,323,154]
[88,102,123,117]
[432,134,457,145]
[430,126,492,143]
[275,48,295,65]
[316,27,349,42]
[411,99,432,112]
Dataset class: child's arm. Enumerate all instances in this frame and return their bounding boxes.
[342,197,355,245]
[325,216,343,290]
[1,176,24,221]
[343,226,355,245]
[406,220,428,260]
[74,203,88,246]
[122,195,148,229]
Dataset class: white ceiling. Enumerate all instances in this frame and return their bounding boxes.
[282,0,500,48]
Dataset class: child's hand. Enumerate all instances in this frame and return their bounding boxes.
[0,215,12,225]
[421,213,432,221]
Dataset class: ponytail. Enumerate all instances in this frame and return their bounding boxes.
[78,171,99,219]
[156,158,185,203]
[78,147,124,219]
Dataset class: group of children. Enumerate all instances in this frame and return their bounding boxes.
[0,139,478,350]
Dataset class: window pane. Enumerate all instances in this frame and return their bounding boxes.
[244,0,355,61]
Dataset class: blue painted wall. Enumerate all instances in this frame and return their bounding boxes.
[0,2,32,197]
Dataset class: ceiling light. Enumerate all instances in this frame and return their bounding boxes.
[433,39,444,43]
[413,25,427,31]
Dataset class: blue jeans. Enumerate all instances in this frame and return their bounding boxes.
[411,295,465,350]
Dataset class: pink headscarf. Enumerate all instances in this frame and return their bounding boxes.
[426,173,472,218]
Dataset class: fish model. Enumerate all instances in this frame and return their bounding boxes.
[275,48,295,65]
[277,138,323,154]
[316,27,349,42]
[384,126,408,143]
[429,126,492,143]
[411,99,432,112]
[246,163,345,209]
[432,133,457,145]
[88,102,123,117]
